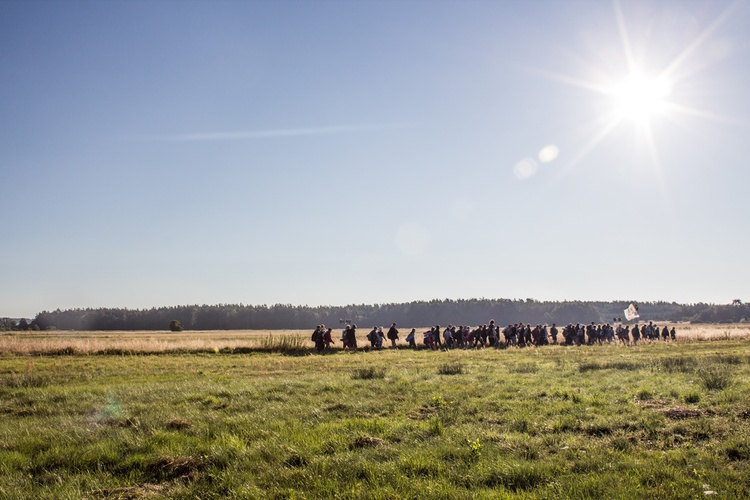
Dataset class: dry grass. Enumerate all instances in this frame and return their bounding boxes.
[1,323,748,355]
[669,323,750,341]
[0,330,309,355]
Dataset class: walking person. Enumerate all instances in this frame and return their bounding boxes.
[405,328,417,348]
[324,328,334,350]
[387,322,400,347]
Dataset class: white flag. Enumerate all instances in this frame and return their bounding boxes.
[624,303,640,321]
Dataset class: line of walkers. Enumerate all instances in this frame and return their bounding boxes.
[310,320,676,352]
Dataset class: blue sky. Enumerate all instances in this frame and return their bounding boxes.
[2,0,748,318]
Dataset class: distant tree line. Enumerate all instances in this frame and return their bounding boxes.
[27,299,750,331]
[1,318,38,331]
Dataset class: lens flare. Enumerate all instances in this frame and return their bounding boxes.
[513,158,538,180]
[538,144,560,163]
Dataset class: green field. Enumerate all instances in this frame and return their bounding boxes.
[1,334,749,498]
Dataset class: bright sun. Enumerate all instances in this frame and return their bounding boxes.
[612,72,672,122]
[527,0,737,183]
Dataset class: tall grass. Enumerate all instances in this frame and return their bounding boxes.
[697,362,735,390]
[0,332,309,355]
[2,323,750,355]
[254,334,307,353]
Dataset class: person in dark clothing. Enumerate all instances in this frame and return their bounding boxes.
[454,326,465,349]
[487,320,497,347]
[311,325,325,352]
[347,324,358,350]
[386,322,400,347]
[632,324,640,344]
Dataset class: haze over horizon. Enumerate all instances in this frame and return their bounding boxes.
[2,0,749,319]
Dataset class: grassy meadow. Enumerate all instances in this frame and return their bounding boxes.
[1,325,749,498]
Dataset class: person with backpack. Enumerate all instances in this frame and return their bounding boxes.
[549,323,558,344]
[367,326,378,349]
[423,328,435,349]
[386,322,400,347]
[632,324,641,344]
[405,328,417,348]
[619,325,631,345]
[311,325,325,352]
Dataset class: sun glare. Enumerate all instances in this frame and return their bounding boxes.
[612,72,672,122]
[520,0,738,186]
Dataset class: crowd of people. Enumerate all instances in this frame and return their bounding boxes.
[310,320,677,352]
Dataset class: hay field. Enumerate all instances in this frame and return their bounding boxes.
[0,329,305,355]
[1,323,748,355]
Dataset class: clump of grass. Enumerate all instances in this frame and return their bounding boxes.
[697,363,734,391]
[649,356,695,373]
[351,367,386,380]
[552,414,580,433]
[350,435,386,449]
[431,395,451,409]
[256,334,307,353]
[148,455,206,482]
[509,362,539,374]
[662,406,702,420]
[427,416,443,436]
[0,373,51,388]
[283,452,308,467]
[584,422,613,436]
[715,354,743,365]
[482,462,551,492]
[723,438,750,461]
[610,435,632,451]
[509,417,532,434]
[467,438,482,460]
[437,363,464,375]
[684,392,701,404]
[578,362,604,372]
[425,395,458,428]
[47,346,78,356]
[635,389,653,401]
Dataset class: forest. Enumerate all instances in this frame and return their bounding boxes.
[16,298,750,331]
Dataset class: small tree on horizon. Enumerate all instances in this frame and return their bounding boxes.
[169,320,183,332]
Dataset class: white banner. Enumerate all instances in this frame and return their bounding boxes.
[624,303,640,321]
